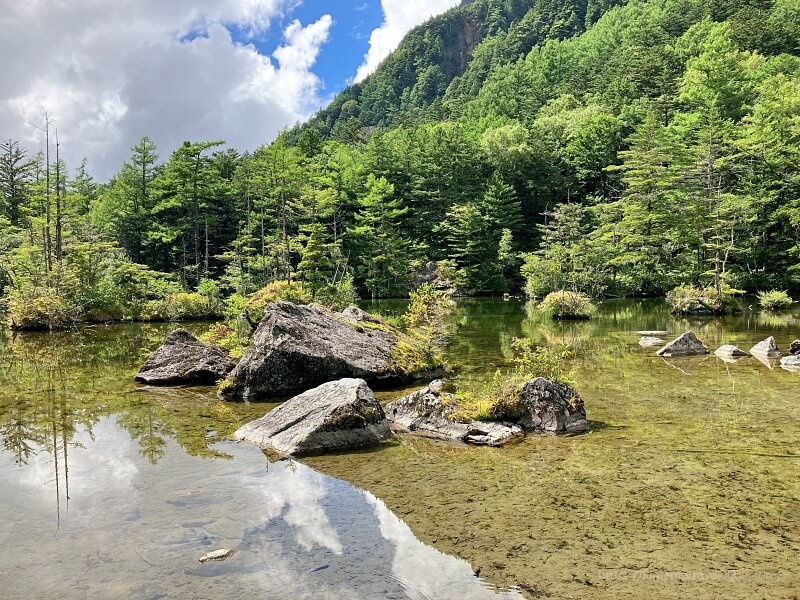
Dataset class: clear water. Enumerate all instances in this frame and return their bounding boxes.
[1,300,799,599]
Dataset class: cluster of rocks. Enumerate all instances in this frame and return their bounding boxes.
[135,301,588,457]
[234,375,587,457]
[645,330,800,371]
[136,301,442,395]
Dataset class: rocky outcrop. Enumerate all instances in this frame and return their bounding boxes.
[386,380,524,446]
[235,378,391,456]
[656,331,709,357]
[789,340,800,355]
[639,336,664,348]
[750,337,782,359]
[220,302,440,399]
[517,377,588,434]
[411,261,460,295]
[715,344,749,359]
[134,329,235,385]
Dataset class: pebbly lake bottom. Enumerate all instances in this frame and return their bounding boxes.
[0,298,798,599]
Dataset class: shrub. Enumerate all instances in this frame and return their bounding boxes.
[757,290,793,311]
[315,274,359,311]
[241,281,312,325]
[452,339,572,422]
[199,323,247,359]
[537,290,594,320]
[7,287,81,330]
[666,284,742,315]
[404,283,452,328]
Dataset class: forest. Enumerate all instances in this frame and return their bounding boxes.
[1,0,799,329]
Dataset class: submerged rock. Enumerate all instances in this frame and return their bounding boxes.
[517,377,588,435]
[386,380,524,447]
[639,336,664,348]
[234,378,391,456]
[198,549,236,563]
[656,331,709,357]
[221,301,440,399]
[789,340,800,355]
[780,354,800,372]
[750,337,782,359]
[134,329,235,385]
[715,344,749,359]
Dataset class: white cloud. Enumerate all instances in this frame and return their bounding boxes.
[0,0,330,179]
[354,0,461,82]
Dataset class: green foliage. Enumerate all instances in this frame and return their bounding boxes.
[404,283,452,328]
[452,338,573,422]
[198,323,247,359]
[757,290,793,311]
[666,283,742,315]
[240,280,312,324]
[538,290,595,320]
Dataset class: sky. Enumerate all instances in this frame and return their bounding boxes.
[0,0,461,180]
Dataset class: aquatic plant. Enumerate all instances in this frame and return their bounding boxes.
[757,289,793,311]
[537,290,594,320]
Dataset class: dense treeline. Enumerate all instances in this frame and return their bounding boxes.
[1,0,799,328]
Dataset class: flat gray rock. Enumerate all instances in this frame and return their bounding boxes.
[639,336,664,348]
[780,354,800,372]
[134,329,235,385]
[221,302,439,399]
[656,331,709,357]
[234,378,391,457]
[715,344,749,358]
[386,381,523,447]
[637,330,669,336]
[750,337,782,359]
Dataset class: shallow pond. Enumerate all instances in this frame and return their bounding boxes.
[0,299,798,599]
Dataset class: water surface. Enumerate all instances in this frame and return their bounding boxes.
[1,300,799,599]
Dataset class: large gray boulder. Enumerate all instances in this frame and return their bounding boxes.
[517,377,588,434]
[220,302,440,399]
[234,378,390,456]
[386,380,524,447]
[134,329,235,385]
[656,331,709,357]
[750,336,782,359]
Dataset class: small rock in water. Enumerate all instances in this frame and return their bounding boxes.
[639,336,664,348]
[715,345,749,359]
[656,331,709,357]
[198,548,236,563]
[789,340,800,355]
[750,337,782,359]
[780,354,800,372]
[637,330,669,337]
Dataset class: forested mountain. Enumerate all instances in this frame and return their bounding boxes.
[2,0,800,328]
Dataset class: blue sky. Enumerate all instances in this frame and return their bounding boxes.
[1,0,460,178]
[260,1,384,95]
